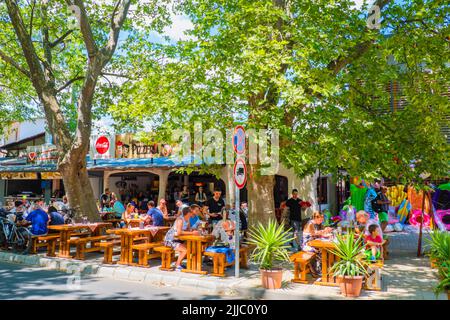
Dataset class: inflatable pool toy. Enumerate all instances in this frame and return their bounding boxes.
[409,209,431,227]
[397,199,411,224]
[434,209,450,231]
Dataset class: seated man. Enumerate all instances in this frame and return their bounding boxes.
[146,201,164,226]
[21,202,49,235]
[48,209,65,226]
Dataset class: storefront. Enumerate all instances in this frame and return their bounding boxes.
[1,133,320,218]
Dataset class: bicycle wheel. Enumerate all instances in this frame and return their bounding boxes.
[0,220,8,249]
[12,227,33,254]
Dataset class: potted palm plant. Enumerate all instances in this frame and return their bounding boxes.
[329,231,369,297]
[434,261,450,300]
[247,219,294,289]
[426,230,450,270]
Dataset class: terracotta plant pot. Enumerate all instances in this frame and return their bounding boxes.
[337,276,363,297]
[447,290,450,300]
[260,268,283,289]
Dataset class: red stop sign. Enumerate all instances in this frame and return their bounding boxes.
[95,136,110,155]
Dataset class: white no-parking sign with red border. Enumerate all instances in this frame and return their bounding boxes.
[233,157,247,189]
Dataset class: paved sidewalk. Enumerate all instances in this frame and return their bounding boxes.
[0,231,447,300]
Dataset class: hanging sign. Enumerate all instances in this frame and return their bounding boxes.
[90,134,115,159]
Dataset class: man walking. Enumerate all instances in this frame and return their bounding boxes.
[285,189,303,251]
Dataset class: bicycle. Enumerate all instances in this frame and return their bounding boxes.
[0,217,33,254]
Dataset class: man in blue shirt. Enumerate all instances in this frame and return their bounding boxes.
[47,205,65,225]
[22,201,49,235]
[146,201,164,226]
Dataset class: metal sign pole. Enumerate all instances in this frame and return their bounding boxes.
[235,181,240,278]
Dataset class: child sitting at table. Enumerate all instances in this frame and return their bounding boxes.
[365,224,383,262]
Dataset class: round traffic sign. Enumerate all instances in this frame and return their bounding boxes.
[233,158,247,189]
[233,125,246,155]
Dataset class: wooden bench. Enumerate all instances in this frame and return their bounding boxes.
[31,234,60,257]
[132,242,164,267]
[95,239,121,264]
[290,251,316,284]
[154,246,175,271]
[132,236,149,244]
[203,246,250,277]
[68,235,116,260]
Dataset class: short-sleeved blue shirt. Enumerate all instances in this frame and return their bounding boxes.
[49,211,65,225]
[147,207,164,226]
[189,215,200,229]
[26,209,49,235]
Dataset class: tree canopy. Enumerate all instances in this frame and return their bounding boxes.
[111,0,449,185]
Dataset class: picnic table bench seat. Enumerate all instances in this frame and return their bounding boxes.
[132,242,165,267]
[31,234,60,257]
[290,251,316,284]
[364,260,384,291]
[94,239,121,264]
[203,246,250,277]
[68,235,118,260]
[153,246,175,271]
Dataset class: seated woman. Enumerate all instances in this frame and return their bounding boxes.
[163,206,200,271]
[355,210,383,238]
[211,209,236,248]
[301,211,333,277]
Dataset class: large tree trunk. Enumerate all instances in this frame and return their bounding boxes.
[59,152,99,222]
[247,164,276,228]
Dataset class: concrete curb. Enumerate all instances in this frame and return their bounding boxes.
[0,251,247,296]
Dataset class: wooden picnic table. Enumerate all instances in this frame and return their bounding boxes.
[48,222,112,258]
[308,239,340,287]
[177,234,215,275]
[106,226,170,265]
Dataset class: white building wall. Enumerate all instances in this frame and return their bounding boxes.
[0,119,46,146]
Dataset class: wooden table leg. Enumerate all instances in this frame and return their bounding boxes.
[196,240,202,273]
[322,248,328,283]
[119,235,128,265]
[58,230,72,258]
[182,240,208,275]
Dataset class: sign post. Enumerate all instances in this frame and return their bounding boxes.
[233,126,246,278]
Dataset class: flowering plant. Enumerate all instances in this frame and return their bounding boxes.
[300,201,312,208]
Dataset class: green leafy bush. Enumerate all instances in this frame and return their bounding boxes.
[247,219,294,270]
[329,232,369,277]
[426,230,450,265]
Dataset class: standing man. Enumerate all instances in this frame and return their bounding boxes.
[285,189,303,251]
[205,188,225,226]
